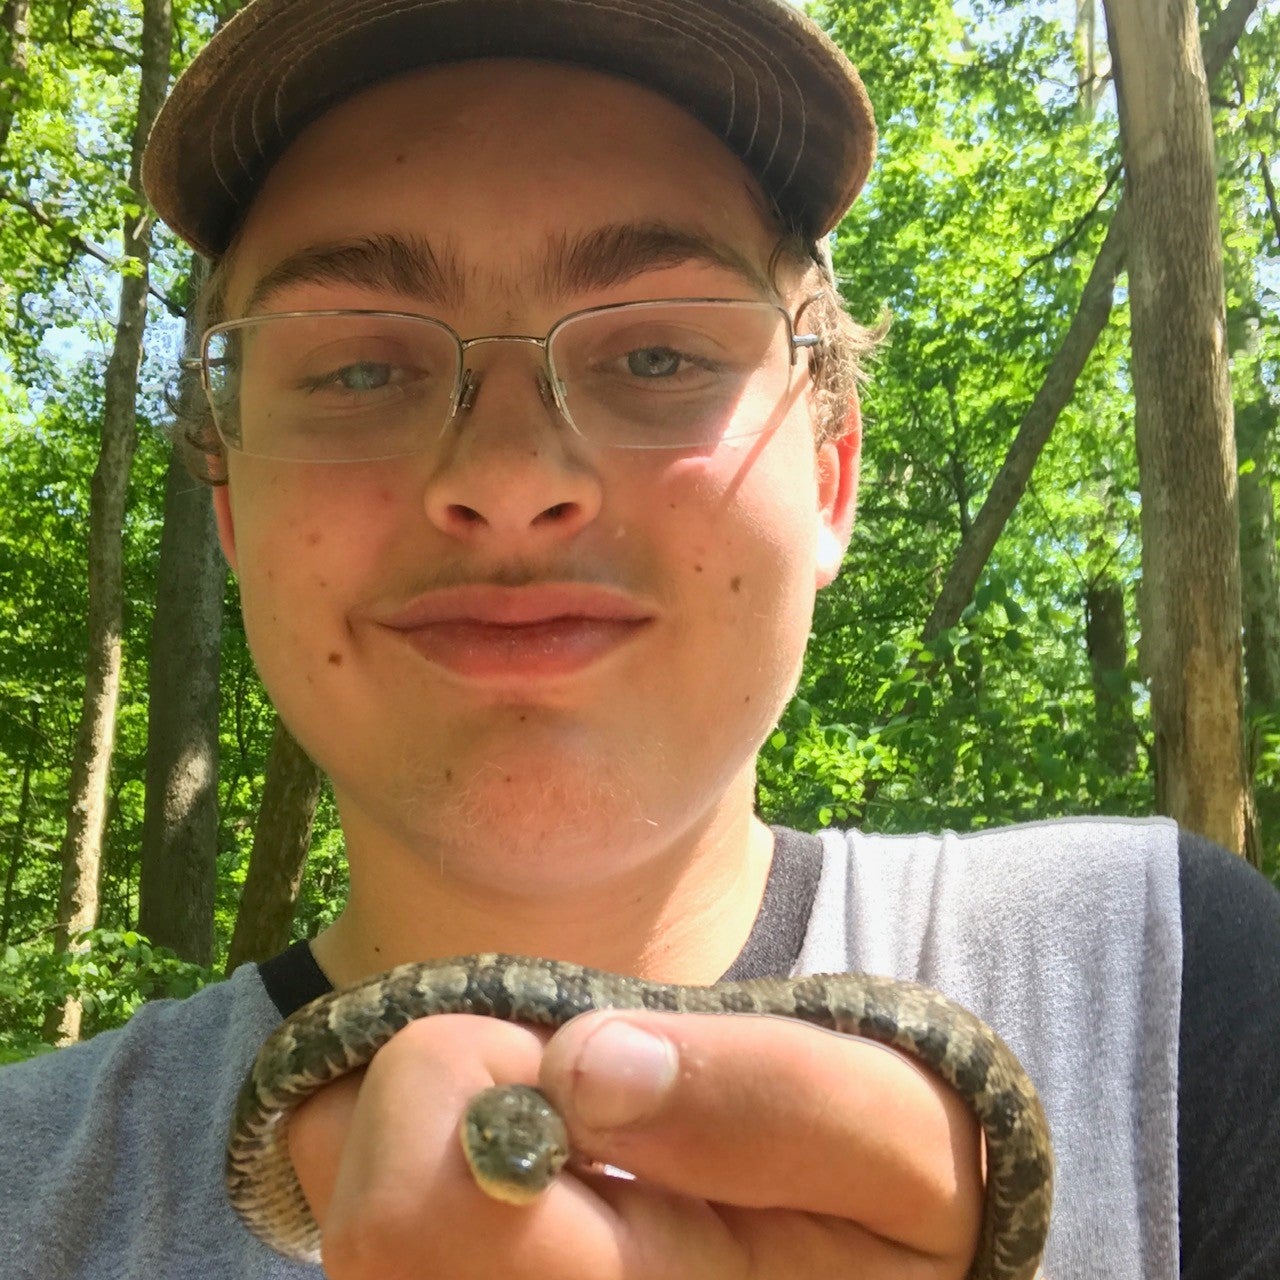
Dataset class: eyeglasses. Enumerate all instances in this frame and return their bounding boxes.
[191,297,821,463]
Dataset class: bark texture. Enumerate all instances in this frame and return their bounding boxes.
[138,258,224,965]
[44,0,172,1044]
[1102,0,1249,853]
[137,453,224,963]
[224,718,323,974]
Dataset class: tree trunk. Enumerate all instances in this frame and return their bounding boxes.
[0,700,39,947]
[1102,0,1250,854]
[43,0,172,1044]
[224,718,322,974]
[1074,0,1104,116]
[1237,380,1280,870]
[1237,394,1280,715]
[0,0,30,159]
[1085,573,1138,774]
[137,297,225,963]
[1235,333,1280,866]
[920,0,1259,648]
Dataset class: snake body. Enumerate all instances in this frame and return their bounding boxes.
[227,954,1053,1278]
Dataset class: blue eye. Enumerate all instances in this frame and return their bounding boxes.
[333,362,392,391]
[625,347,684,378]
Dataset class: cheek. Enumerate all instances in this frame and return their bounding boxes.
[659,450,818,589]
[230,472,402,655]
[650,456,819,687]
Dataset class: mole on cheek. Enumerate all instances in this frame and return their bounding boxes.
[305,531,321,547]
[730,576,742,593]
[327,652,343,666]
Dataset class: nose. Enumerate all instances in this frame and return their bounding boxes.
[421,353,603,549]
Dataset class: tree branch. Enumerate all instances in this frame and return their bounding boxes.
[922,197,1131,641]
[0,184,186,318]
[1199,0,1262,84]
[1013,164,1122,282]
[1259,151,1280,249]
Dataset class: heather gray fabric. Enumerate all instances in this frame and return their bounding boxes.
[0,816,1180,1278]
[801,817,1182,1280]
[0,964,310,1280]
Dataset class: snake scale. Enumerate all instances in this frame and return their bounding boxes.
[227,954,1053,1278]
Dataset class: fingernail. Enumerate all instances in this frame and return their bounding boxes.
[567,1017,679,1130]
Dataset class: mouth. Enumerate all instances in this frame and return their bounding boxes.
[377,583,654,680]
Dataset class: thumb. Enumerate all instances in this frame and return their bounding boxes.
[537,1007,982,1261]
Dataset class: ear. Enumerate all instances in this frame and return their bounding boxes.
[814,394,861,589]
[211,484,240,573]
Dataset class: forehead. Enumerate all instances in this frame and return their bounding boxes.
[224,59,784,318]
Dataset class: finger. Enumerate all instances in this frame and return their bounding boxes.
[286,1014,639,1280]
[538,1010,983,1264]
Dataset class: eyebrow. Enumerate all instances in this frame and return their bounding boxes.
[241,221,777,317]
[243,234,466,315]
[538,221,776,302]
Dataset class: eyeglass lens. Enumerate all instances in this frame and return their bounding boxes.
[203,301,796,462]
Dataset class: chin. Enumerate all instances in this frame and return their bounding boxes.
[371,734,682,890]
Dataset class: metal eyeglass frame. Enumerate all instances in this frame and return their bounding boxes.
[182,295,824,456]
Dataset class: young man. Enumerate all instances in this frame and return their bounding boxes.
[3,2,1278,1278]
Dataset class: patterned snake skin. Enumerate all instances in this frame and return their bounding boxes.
[227,954,1054,1277]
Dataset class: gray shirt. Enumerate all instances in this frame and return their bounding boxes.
[0,817,1182,1278]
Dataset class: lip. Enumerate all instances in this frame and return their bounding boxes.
[378,584,654,680]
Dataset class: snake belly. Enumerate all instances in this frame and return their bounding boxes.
[226,954,1053,1278]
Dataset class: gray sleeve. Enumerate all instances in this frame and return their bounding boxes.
[0,967,315,1280]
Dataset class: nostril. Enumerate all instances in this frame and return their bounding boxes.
[539,503,576,523]
[448,504,486,525]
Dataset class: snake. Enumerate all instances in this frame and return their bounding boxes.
[227,953,1054,1278]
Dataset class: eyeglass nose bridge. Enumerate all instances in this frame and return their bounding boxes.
[455,332,559,420]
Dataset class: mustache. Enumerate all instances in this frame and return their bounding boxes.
[401,557,647,596]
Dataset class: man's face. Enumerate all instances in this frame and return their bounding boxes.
[213,60,858,891]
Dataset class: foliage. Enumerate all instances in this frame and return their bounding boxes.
[0,0,1276,1067]
[758,0,1161,837]
[0,927,213,1063]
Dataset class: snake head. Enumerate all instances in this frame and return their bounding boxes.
[459,1083,570,1205]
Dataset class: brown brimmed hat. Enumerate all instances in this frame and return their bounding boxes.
[141,0,876,260]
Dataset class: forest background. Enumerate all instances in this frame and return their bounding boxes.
[0,0,1277,1060]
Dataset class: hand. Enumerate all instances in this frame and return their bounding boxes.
[287,1009,983,1279]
